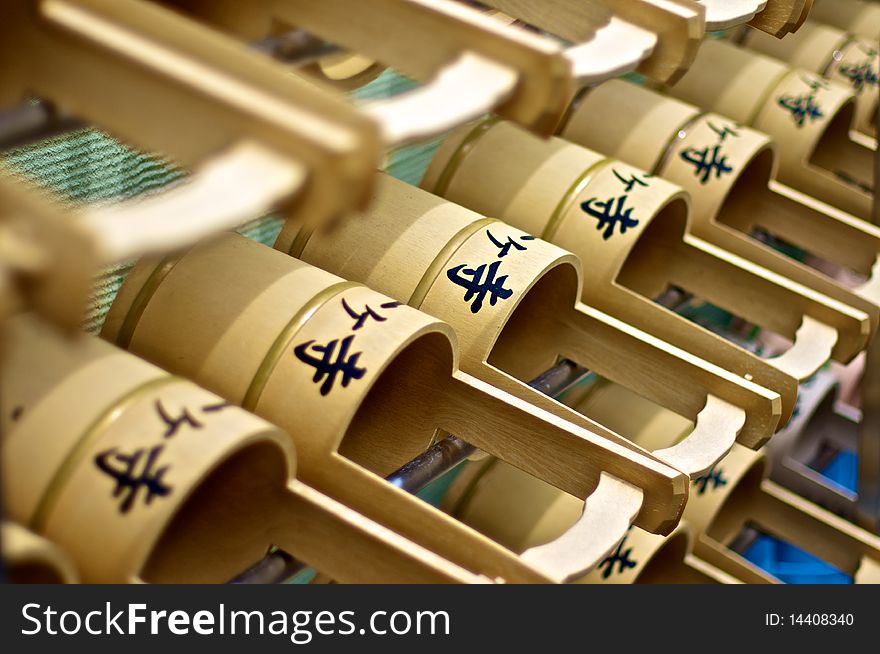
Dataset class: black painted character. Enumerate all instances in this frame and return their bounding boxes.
[580,195,640,240]
[680,144,734,184]
[201,400,233,413]
[612,169,651,193]
[597,531,638,579]
[778,77,828,128]
[446,260,514,313]
[154,399,234,438]
[707,121,740,143]
[777,94,825,127]
[692,465,729,496]
[839,47,879,92]
[95,444,173,514]
[155,400,203,438]
[294,334,367,396]
[486,230,536,258]
[341,298,402,331]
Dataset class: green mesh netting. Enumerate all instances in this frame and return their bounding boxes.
[1,69,443,333]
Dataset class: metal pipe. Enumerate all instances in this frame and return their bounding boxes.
[250,30,340,65]
[230,358,590,583]
[384,359,588,493]
[0,102,86,152]
[229,549,306,585]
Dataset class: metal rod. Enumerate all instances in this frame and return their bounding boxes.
[250,30,340,66]
[728,524,762,555]
[386,435,477,493]
[229,549,306,585]
[385,359,588,494]
[230,358,590,583]
[654,285,695,312]
[0,102,86,152]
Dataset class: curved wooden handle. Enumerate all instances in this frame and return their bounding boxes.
[252,0,576,135]
[592,0,705,84]
[482,2,658,84]
[362,53,518,145]
[699,0,767,31]
[521,474,643,583]
[564,18,657,84]
[563,304,780,450]
[858,258,880,304]
[680,236,869,368]
[82,142,306,261]
[654,396,743,478]
[446,372,688,534]
[768,316,839,380]
[0,172,97,331]
[9,0,380,227]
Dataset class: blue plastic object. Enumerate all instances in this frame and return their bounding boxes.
[742,450,859,584]
[743,535,852,584]
[820,450,858,494]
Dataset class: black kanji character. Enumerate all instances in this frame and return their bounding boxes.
[692,465,729,496]
[446,260,514,313]
[294,334,367,396]
[580,195,640,240]
[155,400,202,438]
[777,93,825,127]
[341,298,402,331]
[201,400,233,413]
[597,532,638,579]
[95,444,173,514]
[801,75,831,92]
[612,169,651,192]
[839,53,879,92]
[707,121,740,142]
[486,230,536,258]
[680,144,735,184]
